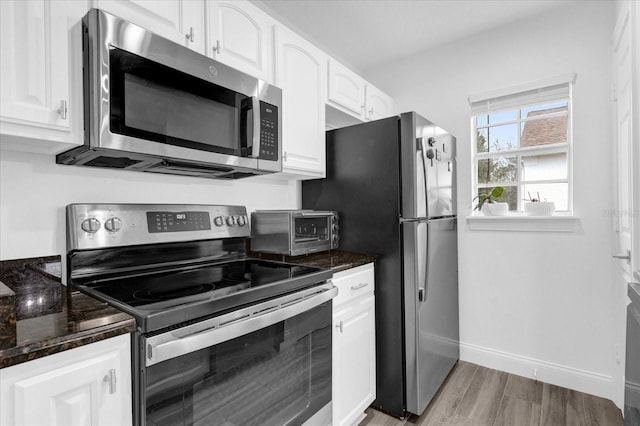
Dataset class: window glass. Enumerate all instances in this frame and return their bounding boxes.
[476,128,489,153]
[523,183,569,210]
[521,153,568,181]
[477,157,517,184]
[477,186,518,211]
[486,123,519,152]
[488,110,518,124]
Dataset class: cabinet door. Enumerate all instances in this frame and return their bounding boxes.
[366,84,394,121]
[275,26,327,178]
[0,335,132,426]
[328,59,367,119]
[0,0,87,153]
[93,0,205,53]
[207,0,273,83]
[333,294,376,426]
[1,1,71,131]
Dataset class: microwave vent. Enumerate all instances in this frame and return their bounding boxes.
[85,156,142,169]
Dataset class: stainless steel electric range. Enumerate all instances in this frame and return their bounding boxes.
[66,204,336,426]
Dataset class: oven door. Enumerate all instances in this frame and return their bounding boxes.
[136,283,337,426]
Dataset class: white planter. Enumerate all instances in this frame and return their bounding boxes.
[524,201,555,216]
[481,202,509,216]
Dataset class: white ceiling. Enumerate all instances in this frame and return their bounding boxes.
[256,0,578,73]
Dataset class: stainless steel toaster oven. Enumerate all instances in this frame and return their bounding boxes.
[250,210,339,256]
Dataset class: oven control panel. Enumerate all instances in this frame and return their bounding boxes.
[67,204,250,251]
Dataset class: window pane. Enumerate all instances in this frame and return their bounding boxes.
[477,156,517,184]
[521,101,568,117]
[476,115,489,126]
[487,123,518,152]
[520,104,568,147]
[476,129,488,153]
[488,110,517,124]
[522,183,568,210]
[521,152,568,181]
[476,186,517,211]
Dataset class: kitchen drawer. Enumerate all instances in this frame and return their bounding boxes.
[332,263,374,308]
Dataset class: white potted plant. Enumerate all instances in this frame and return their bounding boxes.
[524,192,555,216]
[474,186,509,216]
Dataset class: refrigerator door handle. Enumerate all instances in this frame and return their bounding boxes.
[415,220,430,303]
[416,137,430,219]
[423,221,431,303]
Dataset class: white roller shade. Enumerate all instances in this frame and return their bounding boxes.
[469,73,576,116]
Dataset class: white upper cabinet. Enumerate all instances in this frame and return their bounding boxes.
[365,83,394,121]
[0,0,87,153]
[206,1,274,83]
[92,0,205,54]
[328,59,368,117]
[275,25,327,178]
[328,58,394,123]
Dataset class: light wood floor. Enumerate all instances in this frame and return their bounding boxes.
[359,361,623,426]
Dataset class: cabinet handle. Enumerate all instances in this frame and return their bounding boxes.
[185,27,194,43]
[336,321,344,333]
[368,108,374,118]
[103,368,117,394]
[213,40,221,54]
[351,282,369,291]
[283,152,288,162]
[56,100,67,120]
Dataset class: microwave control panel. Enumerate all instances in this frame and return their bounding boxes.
[259,102,278,161]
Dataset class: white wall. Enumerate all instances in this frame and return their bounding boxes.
[367,2,617,400]
[0,150,299,261]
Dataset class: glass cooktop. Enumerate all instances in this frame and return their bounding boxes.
[70,259,331,332]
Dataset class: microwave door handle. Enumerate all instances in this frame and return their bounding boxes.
[251,96,260,158]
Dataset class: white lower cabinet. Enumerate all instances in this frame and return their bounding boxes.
[0,334,132,426]
[332,263,376,426]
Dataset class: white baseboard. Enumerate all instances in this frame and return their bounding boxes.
[460,342,613,400]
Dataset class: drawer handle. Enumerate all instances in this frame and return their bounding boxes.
[351,282,369,290]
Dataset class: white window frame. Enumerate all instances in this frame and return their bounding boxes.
[466,74,578,232]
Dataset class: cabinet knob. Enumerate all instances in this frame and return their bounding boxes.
[56,100,67,120]
[103,368,117,394]
[185,27,194,43]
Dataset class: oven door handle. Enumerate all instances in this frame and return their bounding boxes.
[145,284,337,366]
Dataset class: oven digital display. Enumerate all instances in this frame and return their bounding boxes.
[147,211,211,233]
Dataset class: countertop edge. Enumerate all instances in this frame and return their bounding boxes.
[0,318,136,369]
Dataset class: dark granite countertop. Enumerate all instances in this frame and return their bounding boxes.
[0,256,136,369]
[249,250,377,273]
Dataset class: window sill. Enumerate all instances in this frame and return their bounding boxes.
[466,214,579,232]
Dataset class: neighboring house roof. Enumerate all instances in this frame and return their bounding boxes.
[520,106,567,147]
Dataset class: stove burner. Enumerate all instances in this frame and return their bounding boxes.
[133,283,216,301]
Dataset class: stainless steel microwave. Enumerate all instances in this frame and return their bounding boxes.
[251,210,339,256]
[56,9,282,179]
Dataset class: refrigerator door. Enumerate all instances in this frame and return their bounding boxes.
[403,217,459,415]
[400,113,456,220]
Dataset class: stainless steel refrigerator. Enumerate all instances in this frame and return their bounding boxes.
[302,112,459,418]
